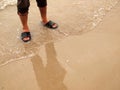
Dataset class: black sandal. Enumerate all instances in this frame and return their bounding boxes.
[44,20,58,29]
[21,32,31,42]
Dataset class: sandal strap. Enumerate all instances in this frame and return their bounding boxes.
[21,32,31,42]
[45,20,58,29]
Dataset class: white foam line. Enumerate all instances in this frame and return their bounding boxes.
[0,53,34,67]
[0,0,16,10]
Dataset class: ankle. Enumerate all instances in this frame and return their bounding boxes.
[23,27,29,32]
[42,20,48,24]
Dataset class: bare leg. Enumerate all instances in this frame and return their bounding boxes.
[19,13,29,32]
[39,6,48,24]
[18,13,30,41]
[39,6,57,28]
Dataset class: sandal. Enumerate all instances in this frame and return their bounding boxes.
[21,32,31,42]
[44,20,58,29]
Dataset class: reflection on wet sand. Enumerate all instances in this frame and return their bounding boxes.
[31,42,67,90]
[0,0,119,65]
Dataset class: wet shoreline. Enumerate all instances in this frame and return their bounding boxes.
[0,0,119,66]
[0,0,120,90]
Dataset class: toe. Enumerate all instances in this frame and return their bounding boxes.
[23,37,30,41]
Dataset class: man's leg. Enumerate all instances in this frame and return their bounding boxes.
[17,0,31,41]
[19,13,29,32]
[19,13,30,41]
[39,6,58,28]
[39,6,48,24]
[36,0,58,28]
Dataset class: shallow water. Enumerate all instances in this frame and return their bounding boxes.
[0,0,119,66]
[0,0,16,9]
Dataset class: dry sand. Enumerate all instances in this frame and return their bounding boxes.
[0,1,120,90]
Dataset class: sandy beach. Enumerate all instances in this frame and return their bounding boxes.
[0,0,120,90]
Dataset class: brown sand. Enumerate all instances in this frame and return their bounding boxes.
[0,1,120,90]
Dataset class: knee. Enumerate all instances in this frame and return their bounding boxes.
[18,12,28,16]
[17,7,29,15]
[17,0,30,14]
[36,0,47,7]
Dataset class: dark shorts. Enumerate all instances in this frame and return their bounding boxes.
[17,0,47,14]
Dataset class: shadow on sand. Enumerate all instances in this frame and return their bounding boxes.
[30,42,67,90]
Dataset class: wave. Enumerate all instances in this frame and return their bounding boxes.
[0,0,16,10]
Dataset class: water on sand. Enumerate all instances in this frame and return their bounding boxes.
[0,0,119,66]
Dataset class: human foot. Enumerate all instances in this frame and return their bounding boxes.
[21,29,31,42]
[21,32,31,42]
[43,20,58,29]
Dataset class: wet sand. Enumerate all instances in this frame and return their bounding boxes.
[0,0,119,64]
[0,1,120,90]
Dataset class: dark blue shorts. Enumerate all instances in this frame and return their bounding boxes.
[17,0,47,14]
